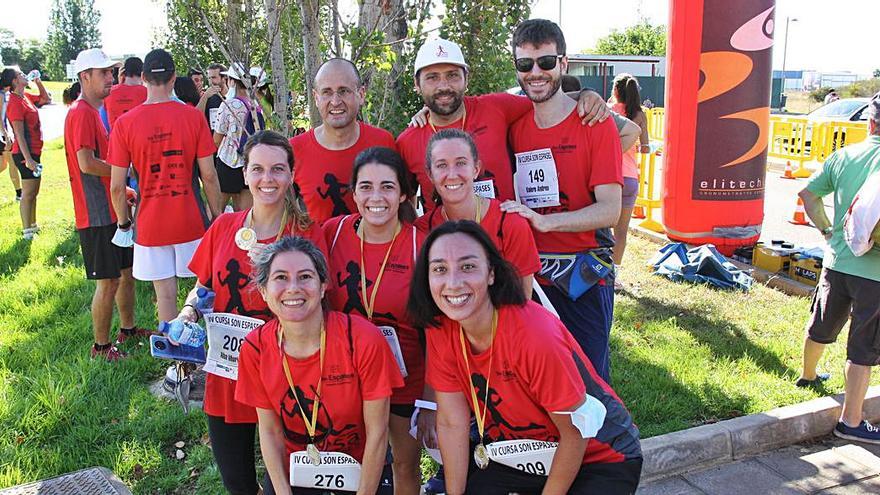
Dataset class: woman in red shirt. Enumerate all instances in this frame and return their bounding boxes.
[236,235,403,494]
[323,146,425,494]
[0,68,50,240]
[176,130,326,495]
[415,129,540,298]
[407,221,642,494]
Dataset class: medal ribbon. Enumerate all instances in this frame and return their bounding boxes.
[278,322,326,445]
[358,220,402,320]
[240,207,290,247]
[459,309,498,444]
[442,194,483,223]
[428,106,467,134]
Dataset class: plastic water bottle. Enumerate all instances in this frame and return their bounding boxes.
[26,70,40,82]
[195,287,215,315]
[159,319,206,347]
[32,163,42,178]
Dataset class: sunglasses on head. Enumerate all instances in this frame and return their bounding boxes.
[514,55,564,73]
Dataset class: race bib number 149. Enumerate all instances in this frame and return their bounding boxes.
[514,148,560,209]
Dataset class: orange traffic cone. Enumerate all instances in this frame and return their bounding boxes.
[782,160,795,179]
[789,197,810,225]
[632,205,646,219]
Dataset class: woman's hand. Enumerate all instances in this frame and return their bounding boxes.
[417,409,439,449]
[24,156,38,172]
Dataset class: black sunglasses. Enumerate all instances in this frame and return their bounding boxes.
[514,55,563,73]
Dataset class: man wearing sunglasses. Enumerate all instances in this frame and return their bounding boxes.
[501,19,624,384]
[397,38,619,210]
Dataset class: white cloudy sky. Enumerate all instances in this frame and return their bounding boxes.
[0,0,875,76]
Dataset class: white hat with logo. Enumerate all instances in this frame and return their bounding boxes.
[414,38,469,75]
[74,48,121,75]
[222,63,248,82]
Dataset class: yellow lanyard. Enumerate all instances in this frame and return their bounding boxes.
[358,220,401,320]
[428,106,467,134]
[442,195,483,223]
[459,309,498,443]
[279,322,326,444]
[244,207,289,242]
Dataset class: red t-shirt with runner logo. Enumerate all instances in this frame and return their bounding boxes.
[63,99,116,229]
[6,92,43,155]
[415,199,540,277]
[427,301,642,465]
[189,209,328,423]
[105,84,147,129]
[397,93,532,209]
[323,214,425,405]
[509,108,622,253]
[291,122,397,224]
[108,101,216,246]
[236,313,404,461]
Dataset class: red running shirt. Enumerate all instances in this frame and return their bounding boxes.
[396,93,532,209]
[291,122,396,223]
[105,84,147,129]
[509,108,623,253]
[415,199,540,277]
[189,209,328,423]
[108,101,217,246]
[6,92,43,155]
[323,214,426,405]
[235,314,404,461]
[63,99,116,229]
[427,302,642,465]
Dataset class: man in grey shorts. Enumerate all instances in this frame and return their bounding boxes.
[797,92,880,443]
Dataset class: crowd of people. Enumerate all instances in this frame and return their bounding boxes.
[2,16,729,495]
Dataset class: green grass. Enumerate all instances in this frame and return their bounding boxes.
[0,139,871,490]
[38,81,71,104]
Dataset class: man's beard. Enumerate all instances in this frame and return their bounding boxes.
[425,90,464,116]
[518,75,561,103]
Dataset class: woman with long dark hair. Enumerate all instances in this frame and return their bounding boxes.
[408,220,642,494]
[1,67,50,239]
[609,73,650,268]
[323,146,425,494]
[177,130,327,495]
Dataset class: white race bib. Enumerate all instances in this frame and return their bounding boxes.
[379,326,408,378]
[209,108,220,130]
[290,451,361,490]
[514,148,560,209]
[203,313,265,380]
[487,439,557,476]
[473,179,496,199]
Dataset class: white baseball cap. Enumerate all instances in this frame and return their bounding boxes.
[222,63,248,82]
[249,66,268,87]
[74,48,121,75]
[414,38,469,76]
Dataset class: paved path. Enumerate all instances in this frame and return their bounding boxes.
[639,435,880,494]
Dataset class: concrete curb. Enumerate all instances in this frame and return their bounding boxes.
[641,386,880,483]
[628,224,815,298]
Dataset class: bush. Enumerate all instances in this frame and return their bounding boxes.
[810,86,834,103]
[840,78,880,98]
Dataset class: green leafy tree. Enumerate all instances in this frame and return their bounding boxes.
[590,21,666,56]
[0,29,21,66]
[18,39,48,73]
[45,0,102,80]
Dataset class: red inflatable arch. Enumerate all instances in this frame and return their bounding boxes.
[663,0,775,254]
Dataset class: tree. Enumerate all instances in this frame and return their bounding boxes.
[590,21,666,56]
[45,0,102,80]
[18,40,48,73]
[0,29,21,66]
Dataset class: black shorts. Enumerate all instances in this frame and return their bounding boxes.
[13,152,41,180]
[78,224,134,279]
[467,456,643,494]
[216,157,246,194]
[390,403,416,419]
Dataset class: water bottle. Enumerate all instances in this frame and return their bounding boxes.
[195,287,215,315]
[159,319,206,347]
[26,70,41,82]
[32,163,42,178]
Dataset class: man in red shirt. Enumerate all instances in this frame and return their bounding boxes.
[105,57,147,130]
[65,48,147,361]
[108,48,223,323]
[502,20,623,383]
[291,58,396,223]
[397,39,614,210]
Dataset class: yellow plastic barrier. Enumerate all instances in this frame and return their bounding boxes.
[633,149,664,233]
[766,116,868,178]
[767,115,811,167]
[810,121,869,163]
[645,107,665,141]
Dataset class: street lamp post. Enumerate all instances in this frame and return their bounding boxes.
[780,16,798,110]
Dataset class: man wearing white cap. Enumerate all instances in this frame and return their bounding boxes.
[64,48,145,361]
[213,63,264,211]
[397,38,612,209]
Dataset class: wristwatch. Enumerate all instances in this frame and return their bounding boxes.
[118,220,132,230]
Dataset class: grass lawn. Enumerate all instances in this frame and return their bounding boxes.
[0,139,872,491]
[37,81,71,104]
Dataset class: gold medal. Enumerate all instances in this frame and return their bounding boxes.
[234,227,257,250]
[307,443,322,466]
[474,443,490,470]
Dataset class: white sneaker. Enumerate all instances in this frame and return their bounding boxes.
[22,228,35,240]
